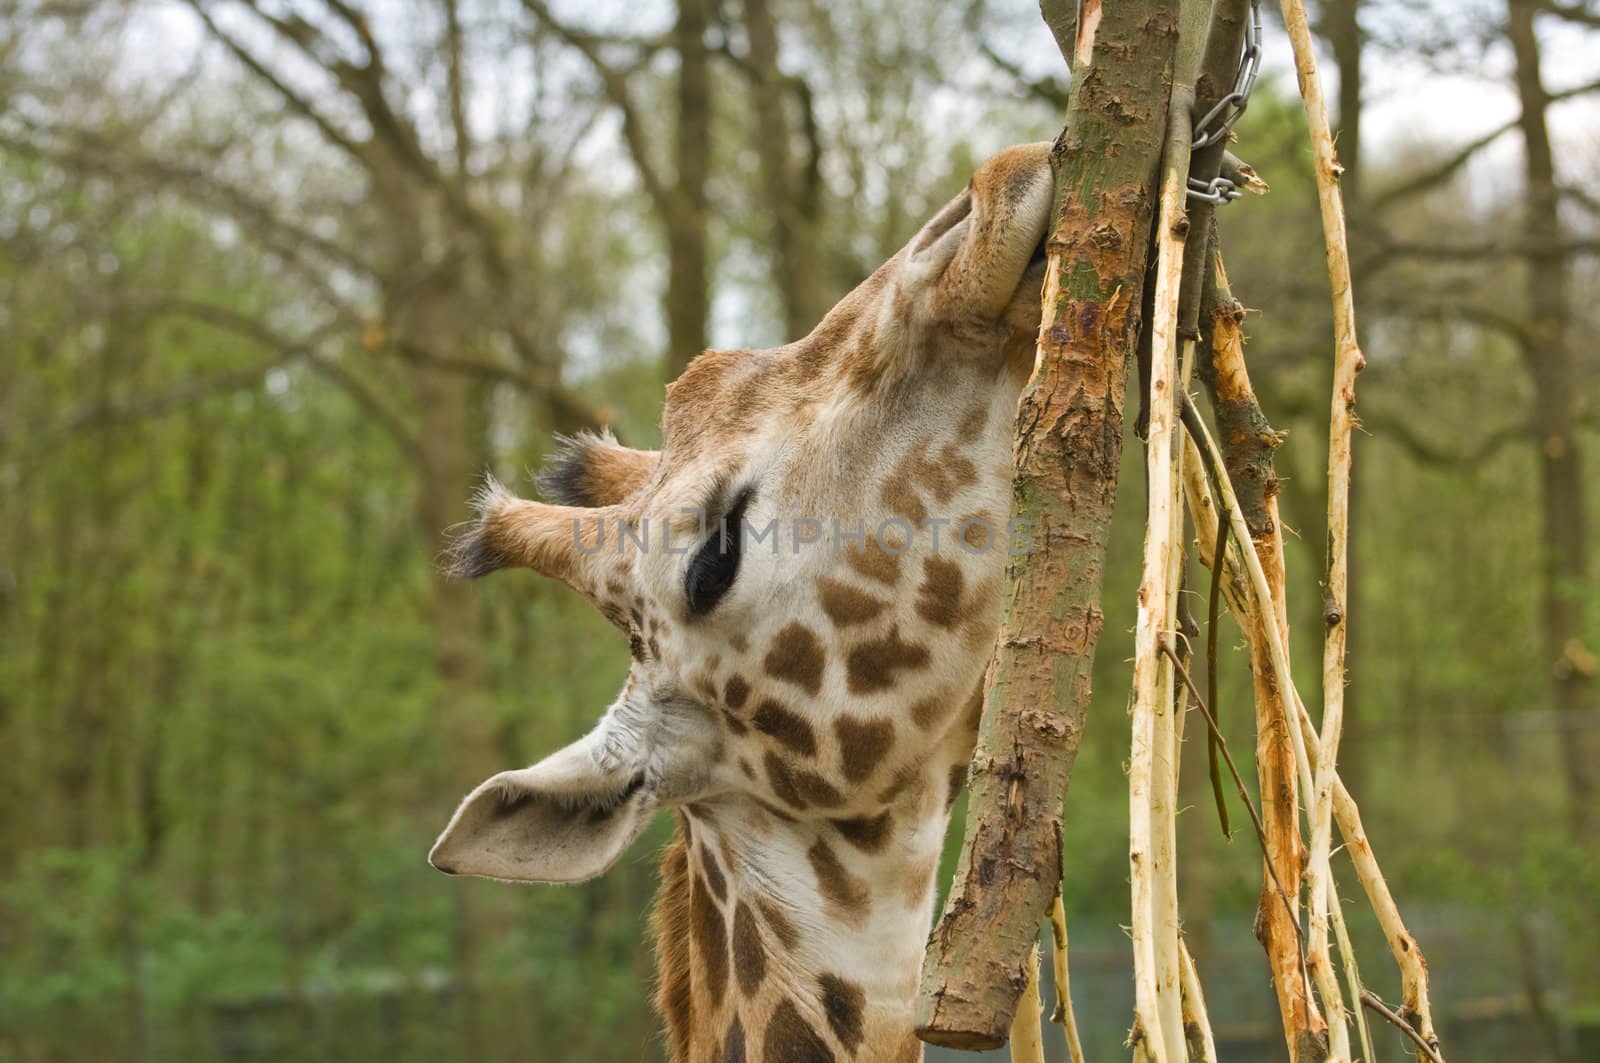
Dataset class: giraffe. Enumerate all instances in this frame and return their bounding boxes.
[429,142,1056,1062]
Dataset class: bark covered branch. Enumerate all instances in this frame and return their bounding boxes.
[914,0,1179,1048]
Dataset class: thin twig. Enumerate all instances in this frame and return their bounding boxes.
[1048,893,1087,1063]
[1177,936,1219,1063]
[1159,641,1304,952]
[1128,69,1197,1063]
[1281,0,1367,1051]
[1206,503,1232,838]
[1184,394,1442,1057]
[1360,991,1446,1063]
[1009,944,1046,1063]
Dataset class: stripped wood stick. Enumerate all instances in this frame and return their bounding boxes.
[1048,894,1087,1063]
[1331,876,1377,1063]
[1188,252,1329,1058]
[1187,391,1442,1058]
[1278,2,1364,1057]
[1129,71,1197,1063]
[1009,944,1046,1063]
[1361,990,1446,1063]
[1178,936,1220,1063]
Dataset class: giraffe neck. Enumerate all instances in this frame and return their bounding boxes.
[654,756,963,1063]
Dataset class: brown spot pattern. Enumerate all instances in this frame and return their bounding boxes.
[653,833,692,1063]
[763,999,835,1063]
[732,902,766,997]
[690,873,729,1005]
[819,974,866,1053]
[879,468,928,526]
[752,699,817,756]
[757,897,801,950]
[724,1014,747,1063]
[947,763,969,810]
[843,536,902,585]
[702,843,728,902]
[764,752,845,809]
[815,576,888,627]
[956,404,989,443]
[764,622,826,696]
[846,627,929,694]
[877,765,921,805]
[963,683,986,730]
[910,695,945,730]
[834,715,896,783]
[915,556,965,629]
[724,674,751,709]
[829,810,893,853]
[807,839,870,919]
[958,511,996,550]
[752,796,800,824]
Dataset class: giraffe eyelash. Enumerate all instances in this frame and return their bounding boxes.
[684,486,754,617]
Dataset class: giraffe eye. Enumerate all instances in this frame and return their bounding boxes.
[684,488,752,616]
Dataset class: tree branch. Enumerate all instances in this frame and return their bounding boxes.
[1540,0,1600,27]
[916,0,1178,1048]
[521,0,670,211]
[118,296,421,457]
[1372,74,1600,211]
[181,0,369,165]
[0,121,377,280]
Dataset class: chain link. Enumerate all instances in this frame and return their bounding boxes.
[1186,175,1240,205]
[1187,0,1263,209]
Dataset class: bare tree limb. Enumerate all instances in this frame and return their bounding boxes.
[0,121,378,280]
[916,0,1178,1050]
[114,296,420,456]
[1359,991,1447,1063]
[1371,74,1600,211]
[521,0,670,211]
[181,0,369,165]
[1540,0,1600,27]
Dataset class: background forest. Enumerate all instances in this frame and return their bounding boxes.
[1,0,1597,1060]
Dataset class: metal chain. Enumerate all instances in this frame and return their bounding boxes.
[1192,0,1263,149]
[1186,175,1240,205]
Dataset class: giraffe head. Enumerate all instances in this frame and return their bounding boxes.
[429,143,1053,885]
[429,143,1053,1059]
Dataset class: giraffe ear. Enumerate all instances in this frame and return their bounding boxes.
[429,737,653,884]
[536,430,659,507]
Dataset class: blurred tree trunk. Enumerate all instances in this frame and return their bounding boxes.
[1506,0,1595,837]
[743,0,827,340]
[665,0,713,377]
[371,144,495,1053]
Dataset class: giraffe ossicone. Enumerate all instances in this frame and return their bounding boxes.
[431,142,1057,1062]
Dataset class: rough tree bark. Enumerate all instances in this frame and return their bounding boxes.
[915,0,1179,1048]
[1507,0,1595,837]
